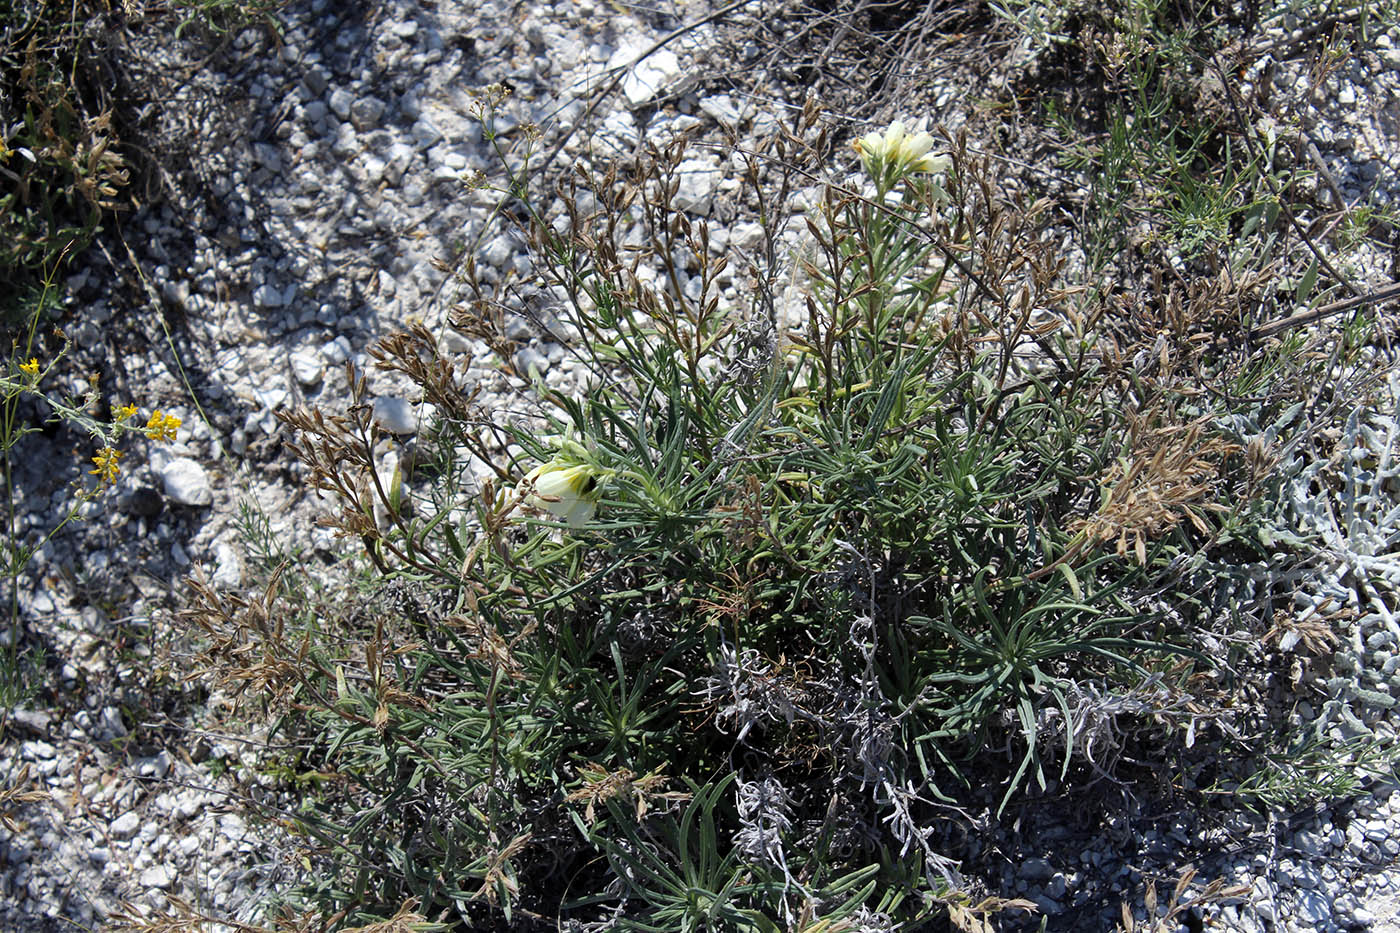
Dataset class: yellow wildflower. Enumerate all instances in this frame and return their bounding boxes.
[90,446,121,485]
[144,410,181,442]
[519,459,606,527]
[19,358,39,377]
[116,403,138,422]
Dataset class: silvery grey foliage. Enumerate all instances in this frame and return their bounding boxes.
[696,604,963,890]
[698,642,813,741]
[1223,371,1400,732]
[1034,674,1216,775]
[839,906,899,933]
[720,314,777,389]
[840,610,961,889]
[733,774,804,924]
[733,775,794,868]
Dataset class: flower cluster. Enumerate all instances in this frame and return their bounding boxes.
[854,120,950,191]
[19,358,39,378]
[144,409,181,442]
[82,405,181,488]
[90,446,121,486]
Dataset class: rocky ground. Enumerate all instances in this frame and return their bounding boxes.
[3,0,1400,930]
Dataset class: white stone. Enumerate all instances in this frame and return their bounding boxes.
[328,87,353,120]
[372,396,418,435]
[99,706,126,739]
[291,347,324,385]
[349,96,385,131]
[361,154,387,184]
[700,94,742,126]
[513,346,549,377]
[609,45,683,105]
[110,811,141,839]
[440,328,471,353]
[140,864,172,889]
[211,540,243,589]
[384,142,416,185]
[1295,889,1330,925]
[482,234,516,269]
[160,459,213,507]
[321,336,352,365]
[731,221,764,250]
[252,283,284,308]
[672,158,722,214]
[601,110,639,148]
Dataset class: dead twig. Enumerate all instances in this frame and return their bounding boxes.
[1249,281,1400,340]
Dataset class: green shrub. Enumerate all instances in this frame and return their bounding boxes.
[173,76,1381,928]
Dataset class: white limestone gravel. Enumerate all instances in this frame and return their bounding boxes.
[4,0,1400,930]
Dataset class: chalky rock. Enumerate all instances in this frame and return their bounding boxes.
[372,396,418,434]
[252,283,285,308]
[110,811,141,840]
[609,45,683,105]
[349,95,385,131]
[161,458,214,506]
[672,158,722,214]
[140,864,173,889]
[291,347,324,385]
[211,540,244,589]
[328,87,354,120]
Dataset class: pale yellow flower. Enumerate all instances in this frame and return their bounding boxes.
[519,460,604,527]
[116,403,138,422]
[855,120,950,183]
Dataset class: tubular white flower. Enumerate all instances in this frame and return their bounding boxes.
[521,460,603,527]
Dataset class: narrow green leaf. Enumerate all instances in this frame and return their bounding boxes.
[1057,562,1082,601]
[1295,256,1319,305]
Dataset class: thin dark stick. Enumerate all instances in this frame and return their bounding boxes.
[1250,281,1400,340]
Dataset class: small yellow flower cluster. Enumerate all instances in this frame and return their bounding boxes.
[144,409,181,442]
[90,446,121,485]
[82,405,181,489]
[855,120,950,187]
[19,358,39,378]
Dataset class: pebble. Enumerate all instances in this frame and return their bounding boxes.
[99,706,126,740]
[291,347,325,385]
[110,812,141,840]
[1295,890,1331,925]
[671,157,723,214]
[699,94,742,126]
[252,283,285,308]
[328,87,353,119]
[321,335,353,365]
[1020,857,1055,882]
[302,64,329,96]
[371,396,418,434]
[139,865,172,889]
[609,44,683,105]
[349,95,385,131]
[513,346,550,377]
[160,458,214,506]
